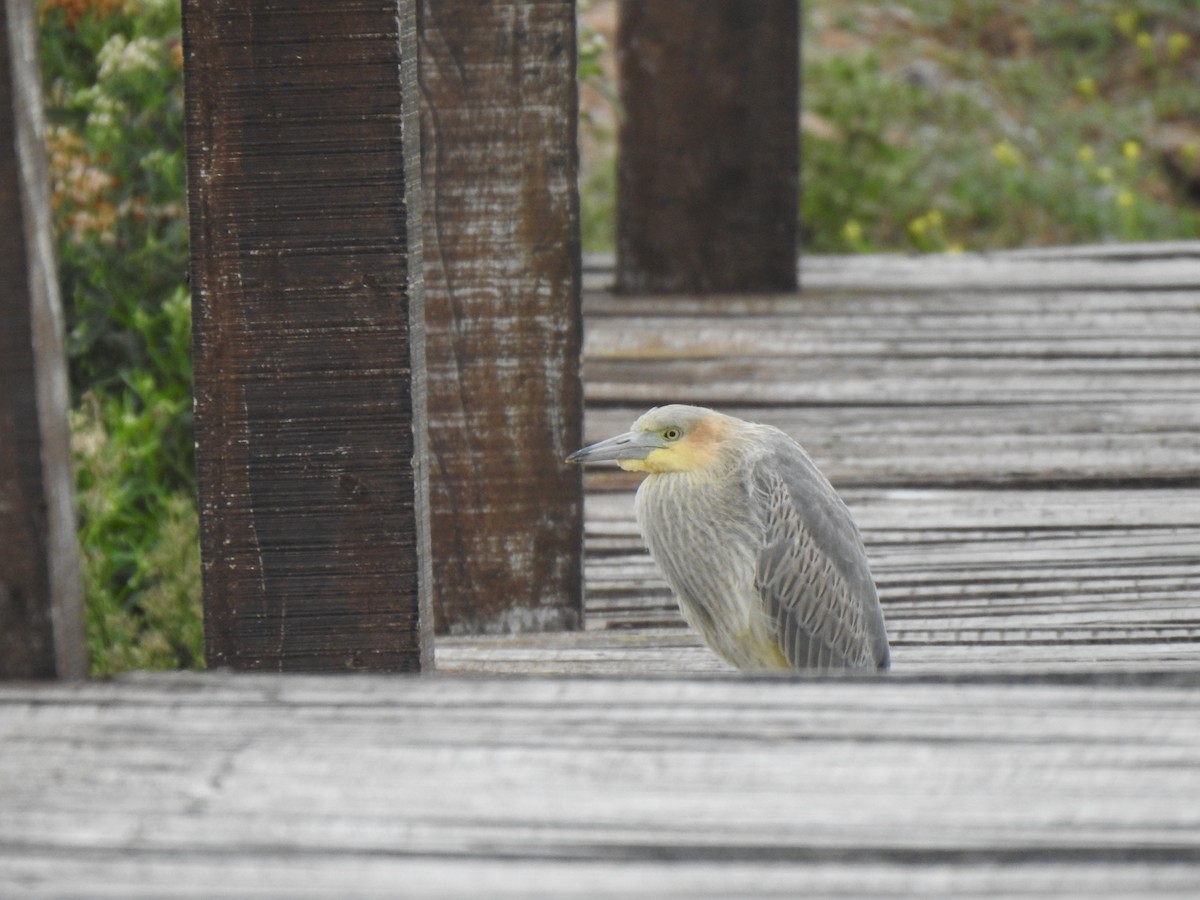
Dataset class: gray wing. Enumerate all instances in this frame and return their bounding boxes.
[752,441,890,671]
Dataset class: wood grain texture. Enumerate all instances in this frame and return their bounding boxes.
[557,247,1200,677]
[3,671,1200,897]
[418,0,584,634]
[578,278,1200,485]
[799,242,1200,292]
[182,0,432,671]
[615,0,799,293]
[556,488,1200,674]
[3,246,1200,895]
[0,0,85,679]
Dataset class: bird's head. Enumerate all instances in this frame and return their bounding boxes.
[566,405,735,474]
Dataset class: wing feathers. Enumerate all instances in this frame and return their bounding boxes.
[753,458,888,670]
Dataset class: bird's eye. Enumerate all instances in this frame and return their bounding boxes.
[663,428,682,441]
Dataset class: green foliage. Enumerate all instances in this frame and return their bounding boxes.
[580,155,617,255]
[40,0,200,674]
[800,51,938,252]
[798,0,1200,252]
[575,0,1200,253]
[42,0,189,398]
[72,363,203,676]
[577,0,619,252]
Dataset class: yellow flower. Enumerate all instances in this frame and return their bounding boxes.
[1095,165,1115,183]
[1123,140,1141,162]
[1168,32,1191,61]
[1077,144,1095,165]
[992,140,1023,167]
[1115,11,1138,37]
[1116,189,1136,208]
[1182,143,1200,162]
[1076,76,1097,99]
[841,220,864,243]
[925,209,944,229]
[1136,31,1154,52]
[908,216,928,238]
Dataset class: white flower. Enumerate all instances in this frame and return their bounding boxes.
[97,34,159,80]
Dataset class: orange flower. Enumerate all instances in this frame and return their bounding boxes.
[40,0,125,28]
[45,125,119,244]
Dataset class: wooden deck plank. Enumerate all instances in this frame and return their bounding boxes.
[563,248,1200,681]
[5,246,1200,895]
[3,672,1200,896]
[569,487,1200,665]
[798,247,1200,292]
[584,241,1200,293]
[580,267,1200,488]
[8,855,1200,900]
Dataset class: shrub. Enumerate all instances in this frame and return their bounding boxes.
[40,0,201,674]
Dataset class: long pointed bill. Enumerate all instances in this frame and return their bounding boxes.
[566,430,666,465]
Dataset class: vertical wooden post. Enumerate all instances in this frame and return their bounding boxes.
[183,1,433,671]
[419,0,584,634]
[0,0,87,679]
[616,0,799,293]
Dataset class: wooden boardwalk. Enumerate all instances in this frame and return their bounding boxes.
[441,243,1200,676]
[4,245,1200,897]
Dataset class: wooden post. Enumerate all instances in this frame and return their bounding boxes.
[182,0,433,671]
[0,0,87,679]
[616,0,799,293]
[419,0,584,634]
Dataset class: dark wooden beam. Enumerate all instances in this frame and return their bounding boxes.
[616,0,799,293]
[418,0,584,634]
[0,0,87,679]
[182,0,433,671]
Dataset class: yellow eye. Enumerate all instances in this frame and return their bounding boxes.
[663,428,682,441]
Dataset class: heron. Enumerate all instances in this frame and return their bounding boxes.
[568,405,890,672]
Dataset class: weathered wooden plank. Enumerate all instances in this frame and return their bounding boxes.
[572,487,1200,666]
[582,260,1200,488]
[3,672,1200,895]
[182,0,432,670]
[586,356,1200,400]
[1000,239,1200,260]
[581,410,1200,487]
[615,1,798,292]
[11,853,1198,899]
[581,259,1200,493]
[799,248,1200,293]
[580,276,1200,407]
[584,282,1200,316]
[585,316,1200,358]
[586,487,1200,528]
[586,243,1200,292]
[0,0,85,679]
[436,636,1200,676]
[418,0,584,634]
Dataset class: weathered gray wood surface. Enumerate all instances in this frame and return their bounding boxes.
[3,672,1200,897]
[439,486,1200,676]
[4,246,1200,895]
[443,244,1200,677]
